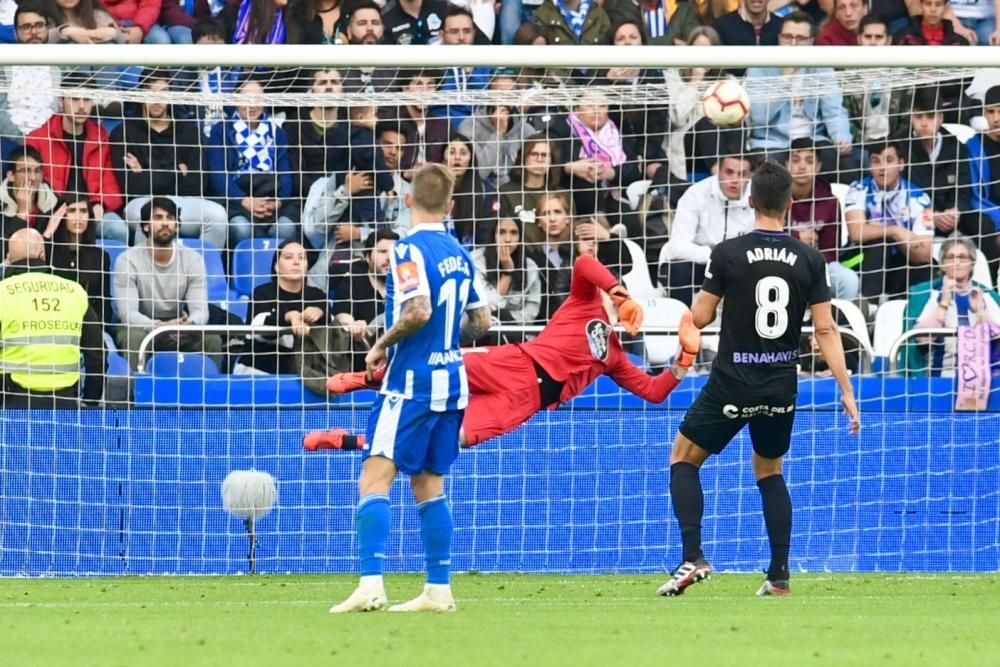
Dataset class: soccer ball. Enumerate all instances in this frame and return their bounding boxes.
[702,79,750,127]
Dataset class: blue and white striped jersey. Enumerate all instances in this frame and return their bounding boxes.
[382,222,484,411]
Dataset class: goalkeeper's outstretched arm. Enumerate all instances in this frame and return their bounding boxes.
[607,311,701,403]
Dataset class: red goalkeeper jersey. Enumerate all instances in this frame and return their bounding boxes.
[519,254,679,406]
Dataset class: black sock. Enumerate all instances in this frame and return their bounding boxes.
[757,474,792,582]
[670,462,704,563]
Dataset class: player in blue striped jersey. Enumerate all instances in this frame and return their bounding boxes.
[330,164,492,614]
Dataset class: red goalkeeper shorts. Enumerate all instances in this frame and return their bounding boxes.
[462,345,543,447]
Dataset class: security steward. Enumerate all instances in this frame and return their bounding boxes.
[0,228,105,407]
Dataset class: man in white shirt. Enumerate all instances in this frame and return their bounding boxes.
[0,1,60,140]
[659,152,755,305]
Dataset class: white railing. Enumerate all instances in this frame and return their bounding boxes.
[0,44,998,68]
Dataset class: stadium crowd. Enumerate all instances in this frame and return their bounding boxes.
[1,0,999,400]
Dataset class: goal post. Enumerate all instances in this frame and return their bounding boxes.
[0,46,997,576]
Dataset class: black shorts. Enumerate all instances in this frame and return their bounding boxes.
[679,378,797,459]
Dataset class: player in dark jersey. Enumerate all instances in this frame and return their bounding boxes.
[305,253,701,449]
[657,161,861,599]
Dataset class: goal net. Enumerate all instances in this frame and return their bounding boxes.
[0,48,997,575]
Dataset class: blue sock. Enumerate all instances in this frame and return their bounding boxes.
[357,493,390,577]
[418,495,453,585]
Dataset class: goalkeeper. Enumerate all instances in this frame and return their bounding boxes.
[306,253,700,450]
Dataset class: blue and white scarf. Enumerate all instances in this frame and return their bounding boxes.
[232,111,275,172]
[557,0,591,41]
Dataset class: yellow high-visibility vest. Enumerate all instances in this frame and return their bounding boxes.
[0,271,89,391]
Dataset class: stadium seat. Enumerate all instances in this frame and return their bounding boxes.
[943,123,975,144]
[145,352,221,378]
[829,182,850,247]
[872,299,908,366]
[177,238,232,303]
[831,299,875,372]
[222,299,249,323]
[640,296,688,366]
[621,238,660,299]
[932,240,993,290]
[232,238,280,298]
[98,238,129,272]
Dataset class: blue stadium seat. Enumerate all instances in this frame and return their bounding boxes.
[222,299,249,323]
[232,238,280,298]
[145,352,221,378]
[177,238,232,303]
[97,239,129,272]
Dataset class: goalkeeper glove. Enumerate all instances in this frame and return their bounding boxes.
[608,284,644,336]
[675,310,700,368]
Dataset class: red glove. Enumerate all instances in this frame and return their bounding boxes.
[608,284,644,336]
[675,310,700,368]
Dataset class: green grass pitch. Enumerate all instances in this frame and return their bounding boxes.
[1,574,998,666]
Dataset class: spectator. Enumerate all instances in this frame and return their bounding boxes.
[786,138,860,300]
[378,69,449,171]
[342,2,398,93]
[205,77,299,246]
[0,1,61,140]
[472,215,542,331]
[286,67,347,199]
[529,191,574,318]
[449,0,497,40]
[573,211,628,278]
[557,89,640,220]
[844,16,909,144]
[498,135,567,244]
[713,0,780,49]
[532,0,610,45]
[286,0,344,44]
[500,1,545,44]
[903,236,1000,375]
[602,18,668,182]
[155,0,209,44]
[111,69,228,249]
[25,88,127,242]
[302,170,374,279]
[948,0,999,44]
[900,87,999,276]
[845,140,934,299]
[381,0,448,44]
[746,13,855,181]
[658,152,754,305]
[46,194,113,325]
[179,19,242,138]
[0,146,60,247]
[818,0,866,44]
[893,0,970,44]
[440,133,488,247]
[967,86,1000,263]
[47,0,123,44]
[103,0,168,44]
[300,104,393,260]
[663,27,719,184]
[222,0,309,44]
[435,6,493,129]
[330,230,397,369]
[113,197,223,370]
[246,240,333,375]
[458,103,538,191]
[376,123,411,234]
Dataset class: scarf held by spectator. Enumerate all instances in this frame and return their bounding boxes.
[955,322,995,411]
[567,113,626,169]
[232,110,276,172]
